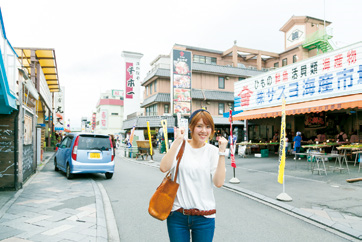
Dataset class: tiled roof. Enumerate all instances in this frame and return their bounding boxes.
[141,89,234,107]
[203,90,234,101]
[143,68,170,84]
[141,93,170,107]
[122,115,246,129]
[212,116,245,125]
[122,115,175,130]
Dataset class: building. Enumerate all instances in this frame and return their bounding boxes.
[93,90,124,135]
[0,9,60,190]
[233,17,361,143]
[121,15,350,144]
[122,44,266,142]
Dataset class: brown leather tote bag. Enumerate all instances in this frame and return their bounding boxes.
[148,140,186,221]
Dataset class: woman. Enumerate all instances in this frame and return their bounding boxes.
[160,109,227,242]
[293,131,302,160]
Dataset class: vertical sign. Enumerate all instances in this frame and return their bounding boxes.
[171,49,192,115]
[126,62,135,99]
[92,113,96,131]
[54,87,65,131]
[121,51,143,119]
[278,98,286,184]
[100,109,108,129]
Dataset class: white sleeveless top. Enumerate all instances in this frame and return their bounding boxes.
[171,141,220,218]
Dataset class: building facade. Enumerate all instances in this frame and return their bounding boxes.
[93,90,124,135]
[0,9,60,190]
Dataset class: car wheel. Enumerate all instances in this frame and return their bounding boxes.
[54,159,59,171]
[66,164,73,179]
[105,172,113,179]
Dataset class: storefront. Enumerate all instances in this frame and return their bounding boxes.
[233,42,362,143]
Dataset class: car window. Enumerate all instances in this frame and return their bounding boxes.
[60,137,69,148]
[78,136,111,150]
[67,137,73,148]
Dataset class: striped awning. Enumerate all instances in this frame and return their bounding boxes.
[233,94,362,120]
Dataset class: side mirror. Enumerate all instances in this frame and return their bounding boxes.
[56,143,61,148]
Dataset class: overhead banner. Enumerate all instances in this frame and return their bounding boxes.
[171,49,192,115]
[234,42,362,112]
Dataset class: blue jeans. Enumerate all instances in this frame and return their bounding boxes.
[167,211,215,242]
[295,146,301,158]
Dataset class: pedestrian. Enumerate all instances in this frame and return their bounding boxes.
[109,134,116,156]
[293,131,302,160]
[350,131,359,144]
[160,109,227,242]
[272,131,279,154]
[336,131,347,142]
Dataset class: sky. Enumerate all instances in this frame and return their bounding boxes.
[0,0,361,129]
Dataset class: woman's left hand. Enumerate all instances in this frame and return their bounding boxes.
[218,137,228,152]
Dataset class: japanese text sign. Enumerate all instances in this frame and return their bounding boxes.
[234,42,362,111]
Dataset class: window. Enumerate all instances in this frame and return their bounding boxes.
[274,62,279,68]
[164,104,169,114]
[218,77,225,89]
[293,55,298,63]
[111,113,118,116]
[193,55,217,65]
[238,77,245,81]
[199,56,206,63]
[154,80,157,92]
[218,103,224,115]
[146,86,148,95]
[282,58,287,67]
[146,107,150,116]
[150,83,153,94]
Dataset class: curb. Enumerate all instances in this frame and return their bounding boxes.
[122,154,362,240]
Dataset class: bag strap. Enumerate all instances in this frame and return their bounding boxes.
[173,139,186,182]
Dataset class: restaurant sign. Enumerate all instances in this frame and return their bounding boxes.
[234,41,362,112]
[171,49,192,115]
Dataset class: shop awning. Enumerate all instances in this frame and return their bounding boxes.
[233,94,362,120]
[14,48,60,92]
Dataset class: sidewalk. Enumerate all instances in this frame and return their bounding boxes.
[126,147,362,240]
[0,151,109,242]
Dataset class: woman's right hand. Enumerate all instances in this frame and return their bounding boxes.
[175,127,185,141]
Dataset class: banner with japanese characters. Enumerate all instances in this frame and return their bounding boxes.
[121,51,143,119]
[125,62,140,99]
[54,87,65,131]
[100,109,108,129]
[234,42,362,112]
[171,49,192,115]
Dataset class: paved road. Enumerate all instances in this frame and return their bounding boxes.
[101,156,352,241]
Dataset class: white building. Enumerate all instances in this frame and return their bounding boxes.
[93,90,124,135]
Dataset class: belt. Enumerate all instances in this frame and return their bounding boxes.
[175,208,216,216]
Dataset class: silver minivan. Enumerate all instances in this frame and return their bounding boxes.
[54,133,115,179]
